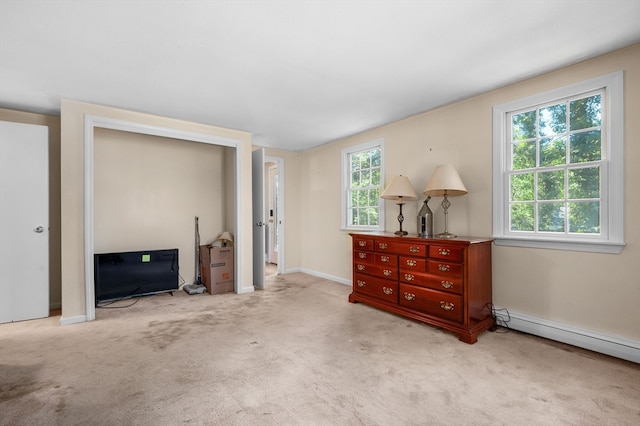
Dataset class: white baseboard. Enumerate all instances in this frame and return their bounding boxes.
[496,308,639,364]
[293,268,351,286]
[59,315,87,326]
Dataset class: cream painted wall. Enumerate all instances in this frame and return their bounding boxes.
[60,100,253,320]
[0,108,62,310]
[298,44,640,340]
[94,128,231,284]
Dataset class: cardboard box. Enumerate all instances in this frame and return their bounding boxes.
[200,245,234,294]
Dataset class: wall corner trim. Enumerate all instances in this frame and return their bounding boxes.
[59,315,87,326]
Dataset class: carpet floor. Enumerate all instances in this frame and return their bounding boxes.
[1,272,638,425]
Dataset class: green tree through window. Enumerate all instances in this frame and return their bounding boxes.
[493,71,624,253]
[349,148,381,226]
[509,93,602,235]
[342,139,384,230]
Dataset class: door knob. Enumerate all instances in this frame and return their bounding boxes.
[34,226,45,233]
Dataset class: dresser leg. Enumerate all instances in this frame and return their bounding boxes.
[457,333,478,344]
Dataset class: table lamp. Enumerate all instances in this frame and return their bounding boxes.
[381,175,418,235]
[423,164,467,239]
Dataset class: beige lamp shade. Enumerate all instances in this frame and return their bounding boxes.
[381,175,418,203]
[423,164,468,197]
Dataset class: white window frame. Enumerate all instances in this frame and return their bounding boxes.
[492,71,625,254]
[341,139,385,231]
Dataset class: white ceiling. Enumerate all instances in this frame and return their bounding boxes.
[1,1,639,151]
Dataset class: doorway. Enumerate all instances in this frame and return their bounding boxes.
[265,156,284,279]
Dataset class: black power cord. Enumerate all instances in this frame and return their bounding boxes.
[96,286,145,309]
[485,303,511,333]
[96,297,141,309]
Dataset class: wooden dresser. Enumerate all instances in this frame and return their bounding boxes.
[349,232,495,344]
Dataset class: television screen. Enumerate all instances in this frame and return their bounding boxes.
[94,248,179,303]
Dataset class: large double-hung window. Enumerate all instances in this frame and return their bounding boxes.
[492,71,624,253]
[341,139,385,231]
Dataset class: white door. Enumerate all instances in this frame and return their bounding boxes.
[252,148,265,289]
[0,121,49,323]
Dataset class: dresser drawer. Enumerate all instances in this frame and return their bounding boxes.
[354,251,397,267]
[354,262,397,280]
[399,284,463,323]
[429,245,463,262]
[375,253,397,266]
[354,237,374,251]
[399,256,427,272]
[399,270,463,295]
[353,273,398,303]
[354,250,372,262]
[399,270,426,285]
[374,240,399,253]
[424,275,463,295]
[427,259,463,277]
[396,242,428,257]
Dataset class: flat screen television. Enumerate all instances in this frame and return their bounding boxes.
[94,248,179,303]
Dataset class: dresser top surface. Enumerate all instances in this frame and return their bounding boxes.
[349,232,494,245]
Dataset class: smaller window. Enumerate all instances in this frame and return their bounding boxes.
[341,139,385,231]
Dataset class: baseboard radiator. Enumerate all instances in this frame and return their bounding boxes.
[495,308,639,364]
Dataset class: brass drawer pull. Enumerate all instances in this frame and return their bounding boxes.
[405,259,417,267]
[404,273,415,281]
[382,287,393,295]
[440,301,455,311]
[403,292,415,301]
[438,248,450,256]
[378,243,388,249]
[357,264,365,271]
[380,255,390,263]
[358,252,367,259]
[383,269,392,277]
[441,280,454,289]
[409,246,420,253]
[358,240,367,247]
[438,264,450,272]
[357,280,366,287]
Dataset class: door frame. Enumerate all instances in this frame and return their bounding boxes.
[83,115,244,322]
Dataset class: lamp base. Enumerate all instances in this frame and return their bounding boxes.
[436,232,457,239]
[394,202,407,236]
